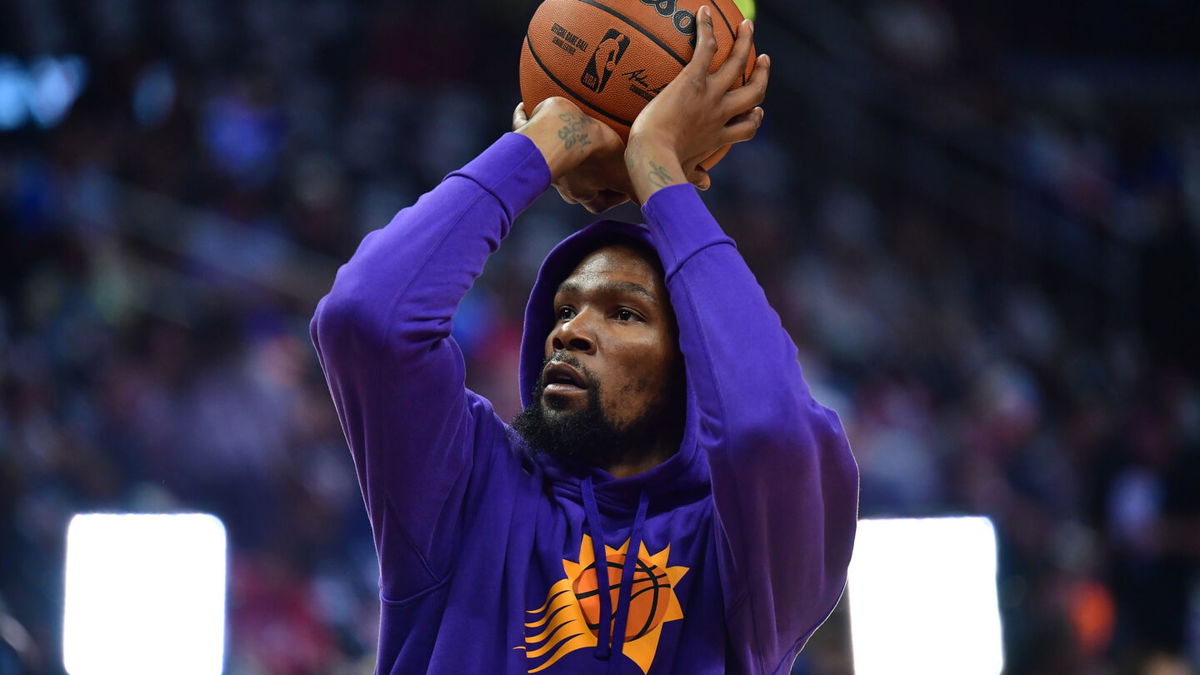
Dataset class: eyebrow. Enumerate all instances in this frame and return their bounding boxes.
[556,279,657,303]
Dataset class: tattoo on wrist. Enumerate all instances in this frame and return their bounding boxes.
[556,113,593,151]
[648,161,673,188]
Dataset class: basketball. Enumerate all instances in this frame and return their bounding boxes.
[573,554,672,641]
[520,0,756,171]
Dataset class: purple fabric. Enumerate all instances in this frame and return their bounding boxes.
[311,132,860,674]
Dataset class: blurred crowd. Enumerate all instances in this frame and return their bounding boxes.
[1,0,1198,673]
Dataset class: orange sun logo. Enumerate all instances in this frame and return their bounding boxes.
[516,535,689,674]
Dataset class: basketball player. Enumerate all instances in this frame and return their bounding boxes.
[311,8,858,673]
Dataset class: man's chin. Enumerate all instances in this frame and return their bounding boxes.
[543,392,590,414]
[513,397,613,466]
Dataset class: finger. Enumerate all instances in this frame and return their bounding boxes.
[614,168,636,200]
[553,184,579,205]
[583,190,630,214]
[581,195,610,214]
[685,6,719,75]
[720,106,764,145]
[513,102,529,131]
[529,96,560,120]
[722,53,770,115]
[715,19,754,90]
[747,52,770,92]
[687,167,712,191]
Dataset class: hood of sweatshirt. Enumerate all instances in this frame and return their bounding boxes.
[515,217,713,667]
[516,218,711,513]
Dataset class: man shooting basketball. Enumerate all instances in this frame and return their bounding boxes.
[311,7,858,674]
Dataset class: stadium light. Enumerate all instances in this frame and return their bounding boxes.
[63,513,227,675]
[847,516,1004,675]
[0,55,88,130]
[732,0,756,21]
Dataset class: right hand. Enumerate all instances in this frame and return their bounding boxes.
[513,98,634,214]
[624,6,768,204]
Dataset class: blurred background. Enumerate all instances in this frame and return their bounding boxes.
[1,0,1198,673]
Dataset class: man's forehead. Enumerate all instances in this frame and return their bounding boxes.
[556,245,665,297]
[557,278,657,304]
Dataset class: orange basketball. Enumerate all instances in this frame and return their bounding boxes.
[573,554,672,641]
[520,0,755,171]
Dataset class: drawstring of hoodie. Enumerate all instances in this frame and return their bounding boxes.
[609,490,649,670]
[580,477,613,660]
[581,476,650,671]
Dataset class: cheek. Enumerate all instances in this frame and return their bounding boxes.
[601,344,674,419]
[616,371,658,396]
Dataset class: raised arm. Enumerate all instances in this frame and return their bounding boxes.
[646,185,859,670]
[626,8,859,671]
[311,97,635,600]
[310,131,549,599]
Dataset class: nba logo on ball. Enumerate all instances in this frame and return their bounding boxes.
[581,29,630,93]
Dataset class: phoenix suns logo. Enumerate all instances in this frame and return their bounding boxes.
[516,534,689,673]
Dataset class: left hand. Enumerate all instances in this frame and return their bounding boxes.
[624,6,770,203]
[513,99,634,214]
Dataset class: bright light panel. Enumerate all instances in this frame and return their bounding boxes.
[848,517,1004,675]
[63,513,227,675]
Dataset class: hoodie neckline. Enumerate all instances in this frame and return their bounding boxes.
[535,438,707,515]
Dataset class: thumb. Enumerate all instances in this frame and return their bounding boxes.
[687,168,711,191]
[513,102,529,131]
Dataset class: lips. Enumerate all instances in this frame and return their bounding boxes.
[542,361,588,392]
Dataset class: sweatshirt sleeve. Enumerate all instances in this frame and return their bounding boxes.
[309,133,550,601]
[642,184,860,672]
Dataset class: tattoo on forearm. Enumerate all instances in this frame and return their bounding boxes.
[557,113,593,151]
[648,161,673,188]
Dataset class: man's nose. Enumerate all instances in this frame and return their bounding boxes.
[552,313,596,354]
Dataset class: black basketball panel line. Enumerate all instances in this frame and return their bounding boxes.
[524,34,635,128]
[710,1,736,42]
[709,1,748,86]
[569,0,689,67]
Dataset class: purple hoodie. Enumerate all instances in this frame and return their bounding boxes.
[310,133,859,674]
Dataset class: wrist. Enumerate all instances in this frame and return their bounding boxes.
[625,136,686,204]
[516,109,596,181]
[624,132,676,167]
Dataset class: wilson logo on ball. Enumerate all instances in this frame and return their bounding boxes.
[641,0,697,46]
[581,29,631,93]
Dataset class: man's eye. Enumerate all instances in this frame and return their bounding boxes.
[557,307,575,321]
[617,309,636,321]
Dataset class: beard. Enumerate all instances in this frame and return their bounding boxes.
[513,355,678,470]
